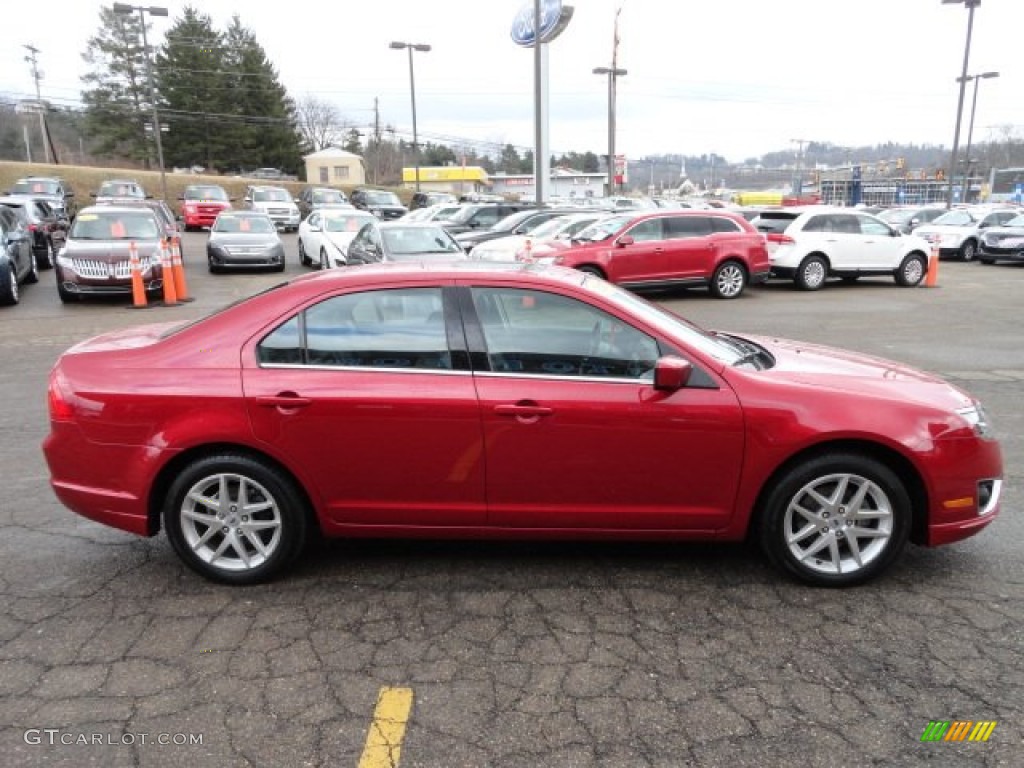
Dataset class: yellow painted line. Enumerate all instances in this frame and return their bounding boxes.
[358,687,414,768]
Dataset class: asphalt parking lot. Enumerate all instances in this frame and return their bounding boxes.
[1,232,1022,767]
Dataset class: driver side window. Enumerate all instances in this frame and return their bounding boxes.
[470,288,660,380]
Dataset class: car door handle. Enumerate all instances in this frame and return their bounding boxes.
[255,393,312,409]
[494,403,553,418]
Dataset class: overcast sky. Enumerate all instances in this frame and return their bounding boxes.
[3,0,1022,164]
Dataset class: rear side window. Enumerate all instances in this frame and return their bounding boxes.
[665,217,712,238]
[257,288,451,370]
[709,216,743,233]
[751,213,798,233]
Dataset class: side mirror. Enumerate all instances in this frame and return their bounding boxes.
[310,224,321,233]
[653,356,692,392]
[617,234,635,247]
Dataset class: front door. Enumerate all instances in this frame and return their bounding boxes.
[463,285,745,531]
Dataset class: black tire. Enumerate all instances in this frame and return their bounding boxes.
[298,238,310,266]
[36,238,54,270]
[0,261,18,306]
[795,255,828,291]
[577,265,605,279]
[163,453,309,584]
[709,260,747,299]
[320,248,329,270]
[758,452,911,587]
[959,239,977,262]
[24,252,39,285]
[895,253,926,287]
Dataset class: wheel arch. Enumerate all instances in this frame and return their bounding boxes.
[748,438,929,546]
[147,442,320,537]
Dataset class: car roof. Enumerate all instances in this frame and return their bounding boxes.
[77,204,159,216]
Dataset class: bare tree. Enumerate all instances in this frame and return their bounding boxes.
[294,94,343,152]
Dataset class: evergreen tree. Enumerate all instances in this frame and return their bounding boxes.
[221,15,301,174]
[155,6,223,171]
[80,5,153,165]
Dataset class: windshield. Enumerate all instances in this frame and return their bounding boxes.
[98,182,144,199]
[574,214,632,242]
[214,215,276,234]
[12,180,59,195]
[1003,214,1024,227]
[313,190,347,204]
[185,186,229,201]
[877,209,914,224]
[69,210,159,240]
[932,210,976,226]
[363,191,401,206]
[447,205,484,224]
[254,188,290,202]
[528,217,573,239]
[324,214,372,233]
[583,276,743,365]
[382,226,463,256]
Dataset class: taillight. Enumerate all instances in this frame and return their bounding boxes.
[766,233,795,245]
[47,368,76,421]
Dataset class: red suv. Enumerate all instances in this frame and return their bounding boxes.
[178,184,233,231]
[538,210,770,298]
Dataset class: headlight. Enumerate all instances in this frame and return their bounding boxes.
[957,402,993,438]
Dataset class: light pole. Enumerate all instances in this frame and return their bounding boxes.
[113,3,168,203]
[389,41,431,192]
[958,70,998,204]
[593,66,626,195]
[942,0,981,208]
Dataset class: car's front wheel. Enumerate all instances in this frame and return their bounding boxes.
[895,253,926,287]
[709,260,747,299]
[298,238,309,266]
[795,255,828,291]
[0,261,18,305]
[960,240,977,262]
[759,452,911,587]
[163,454,309,584]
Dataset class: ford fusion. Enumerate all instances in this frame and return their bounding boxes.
[43,263,1002,586]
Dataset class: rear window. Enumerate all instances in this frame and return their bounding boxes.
[751,212,800,233]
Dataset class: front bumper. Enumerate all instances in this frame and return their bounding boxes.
[979,243,1024,262]
[208,246,285,269]
[922,435,1003,547]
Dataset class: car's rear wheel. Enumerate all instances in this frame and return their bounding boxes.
[163,454,309,585]
[36,238,53,269]
[709,260,747,299]
[759,452,911,587]
[320,248,330,270]
[960,240,977,262]
[895,253,926,287]
[577,265,605,279]
[24,253,39,285]
[0,261,18,305]
[795,255,828,291]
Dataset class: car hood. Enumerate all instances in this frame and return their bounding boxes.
[322,232,359,251]
[735,334,973,411]
[61,240,162,259]
[981,225,1024,238]
[209,233,280,247]
[913,223,976,236]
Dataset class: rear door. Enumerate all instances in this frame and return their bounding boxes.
[242,283,486,528]
[662,215,715,281]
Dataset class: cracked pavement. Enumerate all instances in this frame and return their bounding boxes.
[1,239,1021,767]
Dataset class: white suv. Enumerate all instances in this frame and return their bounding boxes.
[911,206,1020,262]
[244,186,301,232]
[755,207,931,291]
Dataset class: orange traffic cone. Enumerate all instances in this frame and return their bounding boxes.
[159,238,180,306]
[925,244,940,287]
[128,241,149,309]
[171,236,193,302]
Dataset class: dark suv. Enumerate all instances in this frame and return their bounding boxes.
[4,176,76,220]
[442,202,535,234]
[0,196,64,269]
[350,188,408,220]
[410,191,458,210]
[454,207,580,252]
[297,187,351,219]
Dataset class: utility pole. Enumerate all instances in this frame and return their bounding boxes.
[373,96,381,185]
[791,138,809,196]
[23,44,51,164]
[594,5,627,197]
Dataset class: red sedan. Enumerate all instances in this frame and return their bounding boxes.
[43,263,1002,586]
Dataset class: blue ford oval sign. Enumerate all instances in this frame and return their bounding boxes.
[511,0,574,46]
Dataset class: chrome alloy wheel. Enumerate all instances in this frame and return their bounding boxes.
[801,259,826,289]
[179,473,283,572]
[715,263,745,298]
[783,473,894,576]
